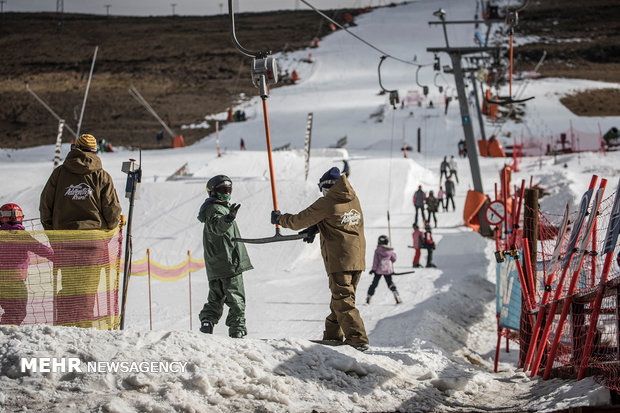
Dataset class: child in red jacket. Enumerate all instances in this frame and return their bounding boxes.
[0,203,54,325]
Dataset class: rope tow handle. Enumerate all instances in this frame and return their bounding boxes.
[484,1,534,106]
[228,0,304,244]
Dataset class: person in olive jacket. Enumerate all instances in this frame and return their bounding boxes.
[198,174,253,338]
[271,167,369,351]
[39,133,121,328]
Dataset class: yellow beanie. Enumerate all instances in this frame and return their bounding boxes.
[76,134,97,152]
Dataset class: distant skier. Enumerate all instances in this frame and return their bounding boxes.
[445,177,456,211]
[197,175,253,338]
[426,190,439,228]
[413,185,426,226]
[438,185,446,212]
[271,166,369,351]
[240,138,246,150]
[448,155,459,183]
[422,222,436,268]
[457,139,467,158]
[412,223,422,268]
[440,156,450,182]
[366,235,401,305]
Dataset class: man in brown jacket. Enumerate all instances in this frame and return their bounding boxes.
[39,133,122,328]
[271,167,369,351]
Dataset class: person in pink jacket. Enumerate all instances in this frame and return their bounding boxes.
[438,186,446,212]
[366,235,401,304]
[0,203,54,325]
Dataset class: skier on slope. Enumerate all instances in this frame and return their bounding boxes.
[440,156,450,182]
[197,175,253,338]
[271,166,369,351]
[366,235,401,304]
[413,185,426,226]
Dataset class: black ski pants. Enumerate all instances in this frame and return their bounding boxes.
[446,194,455,211]
[414,206,426,225]
[367,273,397,297]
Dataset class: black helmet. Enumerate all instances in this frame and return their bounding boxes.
[206,175,232,198]
[378,235,389,245]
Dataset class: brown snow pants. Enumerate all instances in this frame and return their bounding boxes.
[323,271,369,346]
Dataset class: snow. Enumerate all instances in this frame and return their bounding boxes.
[2,1,620,411]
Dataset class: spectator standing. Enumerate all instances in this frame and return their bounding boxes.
[438,185,446,212]
[423,222,436,268]
[426,190,439,228]
[0,204,54,325]
[445,177,456,211]
[411,223,422,268]
[448,155,459,183]
[440,156,450,182]
[39,133,121,328]
[413,185,426,226]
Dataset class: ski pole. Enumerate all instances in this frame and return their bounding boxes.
[261,97,279,225]
[542,179,606,380]
[530,175,598,377]
[577,178,620,380]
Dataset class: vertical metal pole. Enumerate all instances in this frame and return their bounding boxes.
[449,52,491,236]
[54,119,65,167]
[147,248,152,330]
[216,121,222,157]
[188,250,193,330]
[417,127,421,153]
[470,71,487,142]
[76,46,98,138]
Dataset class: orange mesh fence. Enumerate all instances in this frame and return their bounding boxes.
[515,190,620,388]
[0,221,123,330]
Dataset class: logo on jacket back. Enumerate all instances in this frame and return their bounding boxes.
[65,183,93,200]
[341,209,361,226]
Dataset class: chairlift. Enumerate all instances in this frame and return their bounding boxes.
[227,0,305,244]
[378,56,400,109]
[485,2,534,105]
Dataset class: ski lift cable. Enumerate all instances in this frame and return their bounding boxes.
[227,0,305,244]
[300,0,432,68]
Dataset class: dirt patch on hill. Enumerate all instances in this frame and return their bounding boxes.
[560,88,620,117]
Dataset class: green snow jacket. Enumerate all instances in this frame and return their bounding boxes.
[426,195,440,212]
[278,175,366,274]
[39,148,121,230]
[198,198,253,280]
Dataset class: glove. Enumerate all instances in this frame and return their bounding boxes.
[271,210,281,225]
[298,225,318,244]
[225,203,241,223]
[369,270,376,275]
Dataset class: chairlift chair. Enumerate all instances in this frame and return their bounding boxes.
[378,56,400,109]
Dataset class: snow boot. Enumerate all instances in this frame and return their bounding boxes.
[200,320,214,334]
[366,294,372,304]
[393,290,402,304]
[426,263,437,268]
[230,331,245,339]
[352,343,370,352]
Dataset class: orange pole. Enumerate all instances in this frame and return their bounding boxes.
[261,98,279,223]
[188,250,193,330]
[147,249,152,331]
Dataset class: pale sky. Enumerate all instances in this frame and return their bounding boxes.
[2,1,406,16]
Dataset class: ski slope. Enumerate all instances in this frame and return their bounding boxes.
[1,1,620,411]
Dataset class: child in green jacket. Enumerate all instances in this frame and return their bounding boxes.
[198,175,253,338]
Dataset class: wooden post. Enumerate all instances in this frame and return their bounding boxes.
[417,127,421,153]
[519,188,539,367]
